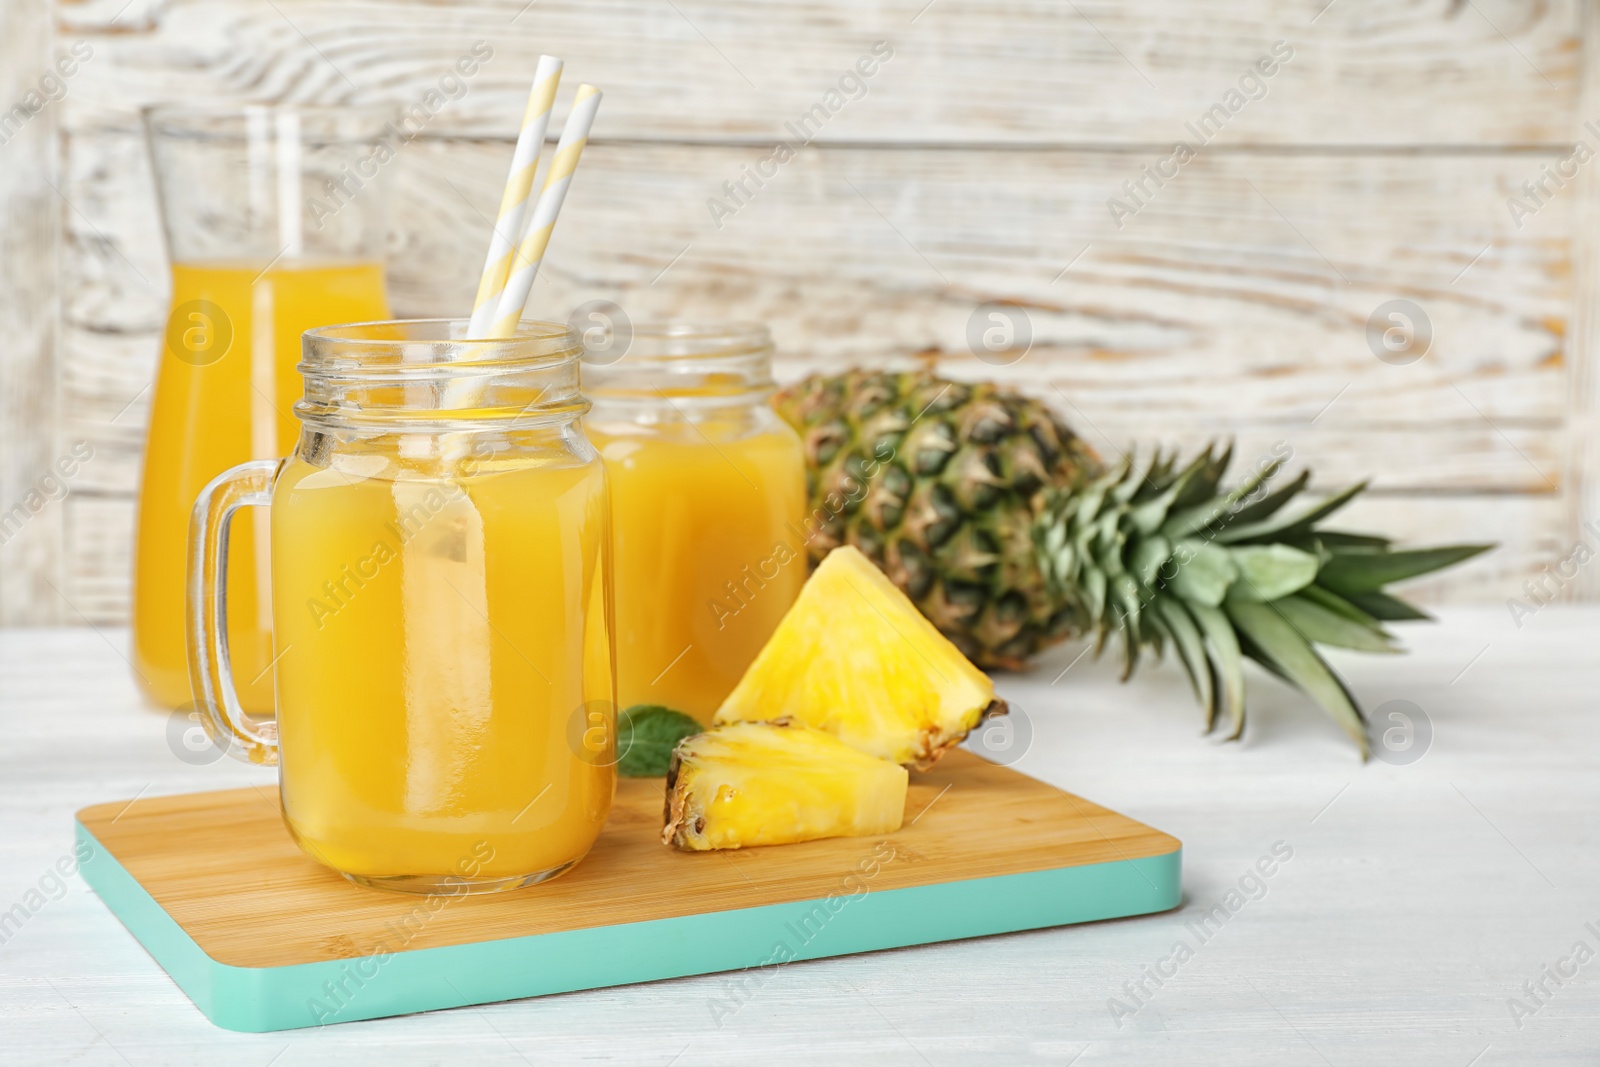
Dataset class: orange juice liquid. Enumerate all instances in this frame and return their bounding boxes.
[269,452,615,881]
[132,260,389,712]
[587,416,806,721]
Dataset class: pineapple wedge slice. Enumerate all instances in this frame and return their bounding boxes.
[714,545,1005,768]
[663,720,907,851]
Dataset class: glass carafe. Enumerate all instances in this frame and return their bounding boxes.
[583,323,807,722]
[189,320,615,893]
[133,105,394,712]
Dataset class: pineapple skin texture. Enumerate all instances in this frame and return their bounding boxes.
[663,720,908,851]
[714,546,1002,768]
[773,370,1102,669]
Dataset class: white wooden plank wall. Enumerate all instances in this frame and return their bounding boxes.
[0,0,62,624]
[4,0,1596,623]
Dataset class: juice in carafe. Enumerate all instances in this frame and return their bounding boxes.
[132,260,389,711]
[268,453,614,880]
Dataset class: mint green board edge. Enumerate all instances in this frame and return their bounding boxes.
[76,819,1181,1033]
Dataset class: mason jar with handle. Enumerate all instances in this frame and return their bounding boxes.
[188,319,615,894]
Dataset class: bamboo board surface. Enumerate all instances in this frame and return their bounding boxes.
[76,750,1179,973]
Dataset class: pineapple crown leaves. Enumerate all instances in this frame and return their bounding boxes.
[1032,444,1494,757]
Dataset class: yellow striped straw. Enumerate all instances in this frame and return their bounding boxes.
[487,83,602,338]
[466,55,563,338]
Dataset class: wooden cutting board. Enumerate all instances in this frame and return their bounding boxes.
[76,750,1181,1032]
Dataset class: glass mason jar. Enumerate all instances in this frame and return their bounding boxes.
[134,105,395,714]
[583,322,807,722]
[189,320,615,894]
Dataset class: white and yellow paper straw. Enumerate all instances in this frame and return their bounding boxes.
[466,54,564,339]
[485,83,602,338]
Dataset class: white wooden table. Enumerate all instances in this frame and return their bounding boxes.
[2,607,1596,1064]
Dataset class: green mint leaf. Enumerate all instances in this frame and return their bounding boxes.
[617,705,704,778]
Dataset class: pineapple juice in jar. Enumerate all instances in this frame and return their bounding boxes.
[271,458,612,882]
[189,320,616,893]
[135,105,395,712]
[583,324,807,721]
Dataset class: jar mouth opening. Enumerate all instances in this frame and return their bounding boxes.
[302,319,583,379]
[296,319,586,430]
[619,322,772,361]
[293,406,591,433]
[582,321,775,403]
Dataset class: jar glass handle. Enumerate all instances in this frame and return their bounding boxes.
[187,459,281,765]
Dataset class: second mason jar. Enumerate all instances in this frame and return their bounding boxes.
[584,323,807,722]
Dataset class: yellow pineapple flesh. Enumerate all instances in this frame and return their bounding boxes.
[663,720,907,851]
[714,545,1004,768]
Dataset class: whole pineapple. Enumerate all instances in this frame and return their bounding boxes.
[774,370,1492,757]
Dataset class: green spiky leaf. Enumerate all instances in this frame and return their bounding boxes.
[1300,529,1391,549]
[1226,599,1370,756]
[1343,589,1434,621]
[1218,482,1367,545]
[1189,600,1246,739]
[1318,544,1494,594]
[1297,583,1385,626]
[1168,541,1238,606]
[1155,598,1216,728]
[1084,566,1108,624]
[1163,458,1282,539]
[1269,594,1398,653]
[1227,544,1321,601]
[1223,468,1309,528]
[1174,444,1231,509]
[1130,535,1172,587]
